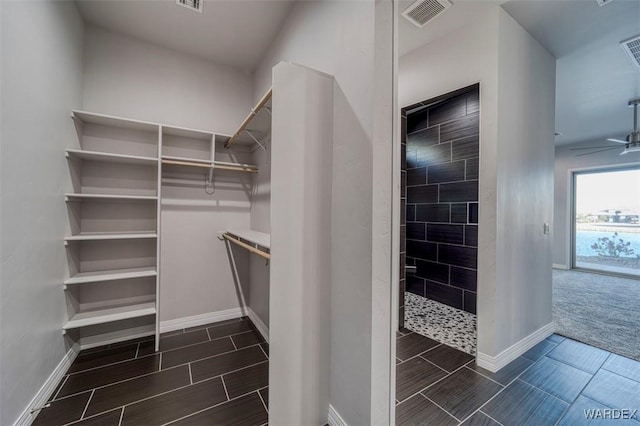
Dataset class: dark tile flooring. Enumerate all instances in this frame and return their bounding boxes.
[35,317,268,426]
[396,328,640,425]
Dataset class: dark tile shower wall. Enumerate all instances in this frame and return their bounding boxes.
[404,86,479,314]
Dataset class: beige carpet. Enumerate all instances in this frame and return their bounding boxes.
[553,269,640,361]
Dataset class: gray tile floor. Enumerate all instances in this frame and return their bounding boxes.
[396,329,640,425]
[34,317,269,426]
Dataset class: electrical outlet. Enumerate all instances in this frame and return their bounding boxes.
[544,223,550,235]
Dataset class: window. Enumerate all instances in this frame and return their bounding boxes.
[572,167,640,277]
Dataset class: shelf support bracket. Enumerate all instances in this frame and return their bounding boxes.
[243,130,267,153]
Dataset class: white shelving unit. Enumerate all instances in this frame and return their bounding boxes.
[224,89,272,150]
[66,148,158,165]
[64,266,157,286]
[65,193,158,201]
[217,89,273,261]
[64,232,158,242]
[64,110,161,350]
[64,110,264,351]
[63,302,157,330]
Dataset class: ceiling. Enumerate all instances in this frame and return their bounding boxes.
[399,0,640,146]
[503,0,640,146]
[77,0,640,146]
[398,0,499,58]
[76,0,295,72]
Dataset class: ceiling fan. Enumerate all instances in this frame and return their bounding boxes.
[571,98,640,157]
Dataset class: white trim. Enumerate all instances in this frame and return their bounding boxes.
[552,263,568,270]
[476,322,554,372]
[14,344,80,426]
[566,169,574,271]
[159,307,246,334]
[328,404,348,426]
[246,307,269,342]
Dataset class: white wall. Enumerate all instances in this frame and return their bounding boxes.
[159,162,253,322]
[0,1,84,424]
[253,2,380,424]
[248,135,271,328]
[270,62,334,426]
[81,25,256,322]
[493,9,556,355]
[399,6,556,360]
[399,6,501,357]
[82,25,252,134]
[554,140,638,268]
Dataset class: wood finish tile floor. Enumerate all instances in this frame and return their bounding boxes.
[396,329,640,425]
[35,317,269,426]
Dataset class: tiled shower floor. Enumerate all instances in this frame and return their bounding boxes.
[404,292,477,355]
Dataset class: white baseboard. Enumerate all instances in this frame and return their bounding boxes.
[476,322,554,372]
[553,263,569,270]
[328,404,348,426]
[14,344,80,426]
[159,307,247,334]
[246,307,269,342]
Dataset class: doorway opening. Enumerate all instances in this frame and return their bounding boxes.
[399,84,479,356]
[552,165,640,361]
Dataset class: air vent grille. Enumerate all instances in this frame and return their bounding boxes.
[176,0,203,13]
[621,35,640,69]
[402,0,452,28]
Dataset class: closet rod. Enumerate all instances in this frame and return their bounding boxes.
[223,233,271,260]
[225,88,272,149]
[215,164,258,173]
[162,159,211,168]
[162,159,258,173]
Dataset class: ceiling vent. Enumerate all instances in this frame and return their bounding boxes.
[620,35,640,69]
[596,0,614,6]
[402,0,452,28]
[176,0,203,13]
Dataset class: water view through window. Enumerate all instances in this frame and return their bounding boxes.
[573,168,640,277]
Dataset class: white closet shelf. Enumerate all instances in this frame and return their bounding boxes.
[162,125,214,140]
[64,266,157,285]
[225,88,272,149]
[65,232,158,241]
[226,229,270,248]
[65,193,158,201]
[222,229,271,260]
[66,149,158,165]
[63,302,156,330]
[72,110,159,132]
